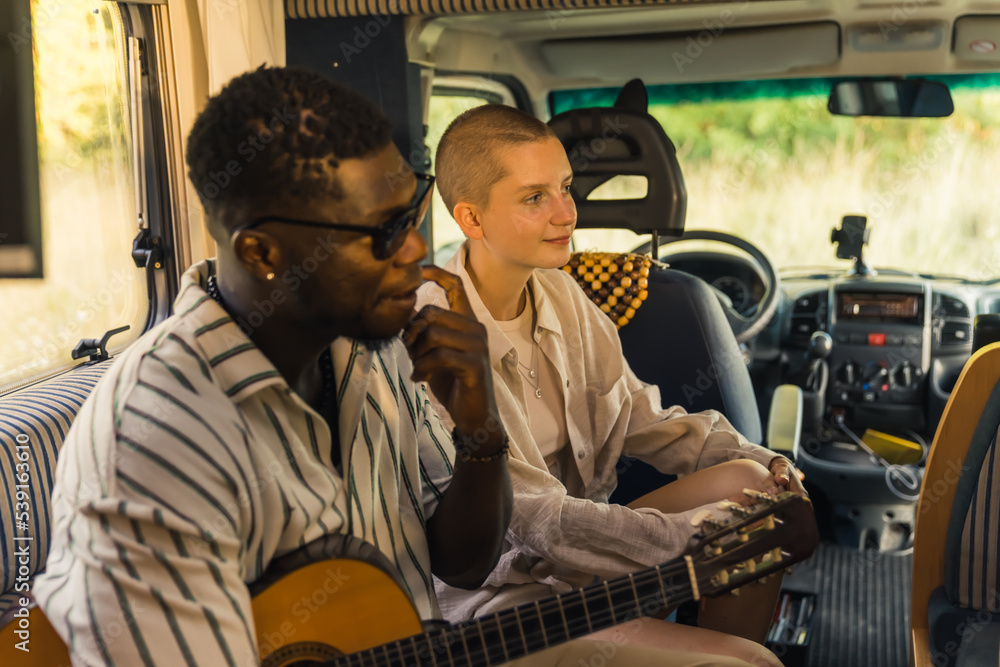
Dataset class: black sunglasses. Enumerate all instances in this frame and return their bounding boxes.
[232,173,435,260]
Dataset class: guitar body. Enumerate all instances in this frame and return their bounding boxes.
[250,545,423,666]
[0,604,69,667]
[0,535,422,667]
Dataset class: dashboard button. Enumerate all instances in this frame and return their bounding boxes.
[835,332,850,344]
[886,334,904,346]
[904,334,923,347]
[868,333,886,346]
[850,333,868,345]
[863,391,877,402]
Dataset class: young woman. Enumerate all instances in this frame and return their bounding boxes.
[415,104,808,667]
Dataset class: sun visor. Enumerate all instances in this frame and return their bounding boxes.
[541,21,840,82]
[953,15,1000,62]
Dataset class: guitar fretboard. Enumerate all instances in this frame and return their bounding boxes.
[330,560,695,667]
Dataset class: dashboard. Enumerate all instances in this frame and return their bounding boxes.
[767,274,988,440]
[666,250,996,442]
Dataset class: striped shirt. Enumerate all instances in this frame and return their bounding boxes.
[34,260,455,667]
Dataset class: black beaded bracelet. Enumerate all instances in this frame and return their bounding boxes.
[453,427,510,463]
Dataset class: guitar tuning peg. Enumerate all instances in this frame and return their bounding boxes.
[710,569,730,588]
[717,500,754,518]
[689,509,714,527]
[690,509,729,533]
[742,489,777,503]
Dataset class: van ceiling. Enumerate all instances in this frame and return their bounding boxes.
[405,0,1000,112]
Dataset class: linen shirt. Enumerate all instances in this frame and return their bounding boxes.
[34,260,455,667]
[415,243,781,621]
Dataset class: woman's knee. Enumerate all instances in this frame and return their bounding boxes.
[729,641,783,667]
[715,459,774,496]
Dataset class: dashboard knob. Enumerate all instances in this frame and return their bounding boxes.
[840,360,859,385]
[863,361,890,388]
[893,362,915,389]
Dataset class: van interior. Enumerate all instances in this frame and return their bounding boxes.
[5,1,1000,666]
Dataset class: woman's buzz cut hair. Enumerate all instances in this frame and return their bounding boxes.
[435,104,557,216]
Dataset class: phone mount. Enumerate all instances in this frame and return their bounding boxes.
[831,215,876,277]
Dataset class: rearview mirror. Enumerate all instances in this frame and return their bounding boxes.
[828,79,954,118]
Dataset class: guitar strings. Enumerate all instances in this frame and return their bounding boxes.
[334,561,698,666]
[330,531,780,667]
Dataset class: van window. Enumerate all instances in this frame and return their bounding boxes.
[0,0,146,393]
[427,93,491,265]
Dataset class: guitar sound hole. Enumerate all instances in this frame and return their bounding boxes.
[260,641,343,667]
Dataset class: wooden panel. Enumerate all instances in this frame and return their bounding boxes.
[911,342,1000,667]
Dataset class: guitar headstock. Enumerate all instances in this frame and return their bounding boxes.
[686,491,818,598]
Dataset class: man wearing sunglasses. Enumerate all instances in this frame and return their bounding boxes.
[34,67,740,666]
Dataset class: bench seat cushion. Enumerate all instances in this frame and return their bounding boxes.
[0,361,113,614]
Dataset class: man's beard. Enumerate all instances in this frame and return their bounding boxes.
[358,336,395,353]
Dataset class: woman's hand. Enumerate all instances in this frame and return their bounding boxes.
[768,457,808,497]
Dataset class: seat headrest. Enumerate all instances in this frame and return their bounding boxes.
[547,78,686,237]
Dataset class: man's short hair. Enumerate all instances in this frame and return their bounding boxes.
[186,66,392,238]
[435,104,556,214]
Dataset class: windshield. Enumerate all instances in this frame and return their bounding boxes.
[552,75,1000,281]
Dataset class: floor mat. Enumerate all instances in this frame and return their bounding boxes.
[778,542,913,667]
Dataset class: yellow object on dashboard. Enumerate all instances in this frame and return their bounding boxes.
[861,429,924,465]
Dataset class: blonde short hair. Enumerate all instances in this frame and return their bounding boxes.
[435,104,556,215]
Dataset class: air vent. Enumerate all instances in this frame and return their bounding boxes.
[937,294,970,318]
[789,290,827,344]
[941,321,972,345]
[793,292,823,314]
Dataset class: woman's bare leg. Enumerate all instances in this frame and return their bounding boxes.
[585,617,783,667]
[627,460,783,644]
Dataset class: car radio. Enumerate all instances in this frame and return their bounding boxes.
[827,284,929,428]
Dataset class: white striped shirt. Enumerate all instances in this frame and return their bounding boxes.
[34,260,455,666]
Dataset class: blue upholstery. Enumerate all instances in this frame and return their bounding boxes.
[619,268,762,443]
[955,623,1000,667]
[0,361,113,615]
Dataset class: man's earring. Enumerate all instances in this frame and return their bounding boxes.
[266,272,275,281]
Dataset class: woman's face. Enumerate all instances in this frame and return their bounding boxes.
[476,137,577,271]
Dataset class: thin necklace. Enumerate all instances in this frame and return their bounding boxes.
[514,286,542,400]
[206,275,336,414]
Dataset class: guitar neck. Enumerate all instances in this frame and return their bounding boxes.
[331,560,694,667]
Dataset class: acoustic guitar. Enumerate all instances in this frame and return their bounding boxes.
[0,491,816,666]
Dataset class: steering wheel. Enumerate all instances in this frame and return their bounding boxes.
[636,230,781,344]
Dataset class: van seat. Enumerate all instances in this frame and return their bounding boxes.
[0,361,114,615]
